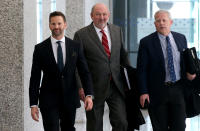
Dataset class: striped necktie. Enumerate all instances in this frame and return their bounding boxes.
[100,30,111,58]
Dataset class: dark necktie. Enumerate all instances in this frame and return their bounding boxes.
[166,36,176,82]
[56,41,64,72]
[100,30,111,58]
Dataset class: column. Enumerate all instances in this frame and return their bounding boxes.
[0,0,23,130]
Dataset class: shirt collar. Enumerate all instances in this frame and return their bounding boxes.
[93,23,109,34]
[51,36,65,44]
[157,32,172,41]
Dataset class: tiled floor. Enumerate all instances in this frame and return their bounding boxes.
[75,103,200,131]
[75,104,152,131]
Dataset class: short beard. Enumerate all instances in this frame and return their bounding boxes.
[52,30,62,37]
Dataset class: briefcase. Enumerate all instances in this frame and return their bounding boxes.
[184,73,200,118]
[183,47,200,74]
[120,65,145,130]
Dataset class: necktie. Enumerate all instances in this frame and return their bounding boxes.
[56,41,64,72]
[166,36,176,82]
[100,30,111,58]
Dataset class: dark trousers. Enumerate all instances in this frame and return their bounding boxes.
[40,106,76,131]
[86,81,128,131]
[148,83,186,131]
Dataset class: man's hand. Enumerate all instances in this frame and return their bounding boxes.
[79,88,85,102]
[84,96,93,111]
[31,107,39,122]
[140,94,150,108]
[187,72,196,81]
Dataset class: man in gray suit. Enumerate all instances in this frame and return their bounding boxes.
[74,3,129,131]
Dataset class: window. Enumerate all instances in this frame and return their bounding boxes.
[51,0,56,12]
[37,0,56,43]
[37,0,43,43]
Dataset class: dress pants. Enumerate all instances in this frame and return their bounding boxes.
[148,82,186,131]
[86,80,128,131]
[40,106,76,131]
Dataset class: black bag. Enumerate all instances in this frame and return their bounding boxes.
[120,65,145,130]
[183,47,200,74]
[184,73,200,118]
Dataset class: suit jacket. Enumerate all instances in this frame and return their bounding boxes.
[74,23,129,100]
[137,31,187,105]
[29,36,93,109]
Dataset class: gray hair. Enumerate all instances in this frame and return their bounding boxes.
[154,10,172,20]
[91,5,95,15]
[90,3,110,15]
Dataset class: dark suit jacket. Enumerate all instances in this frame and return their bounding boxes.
[137,31,187,105]
[29,36,93,109]
[74,23,129,100]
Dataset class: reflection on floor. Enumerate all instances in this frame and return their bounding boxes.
[75,102,200,131]
[75,103,153,131]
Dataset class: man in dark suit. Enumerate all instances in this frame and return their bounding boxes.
[29,11,93,131]
[73,3,129,131]
[137,10,196,131]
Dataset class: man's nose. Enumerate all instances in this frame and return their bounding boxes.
[100,15,104,19]
[53,24,59,28]
[160,20,164,24]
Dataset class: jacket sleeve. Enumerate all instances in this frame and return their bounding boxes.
[76,41,94,96]
[29,45,42,107]
[119,28,130,66]
[137,39,149,95]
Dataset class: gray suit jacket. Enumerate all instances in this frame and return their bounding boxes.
[74,23,129,100]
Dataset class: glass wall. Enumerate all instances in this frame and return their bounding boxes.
[113,0,200,131]
[37,0,57,43]
[113,0,200,66]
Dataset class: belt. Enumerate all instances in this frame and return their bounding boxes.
[164,80,181,87]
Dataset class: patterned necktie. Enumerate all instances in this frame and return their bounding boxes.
[166,36,176,82]
[100,30,111,58]
[56,41,64,72]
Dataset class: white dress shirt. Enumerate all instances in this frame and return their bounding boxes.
[93,24,112,51]
[51,36,66,65]
[158,32,181,82]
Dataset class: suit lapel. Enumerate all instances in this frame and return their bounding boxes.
[152,32,165,70]
[88,23,108,58]
[63,37,70,72]
[45,38,59,70]
[171,32,184,52]
[108,24,114,59]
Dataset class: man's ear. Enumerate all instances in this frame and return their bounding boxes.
[170,20,173,25]
[90,13,94,21]
[64,22,67,29]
